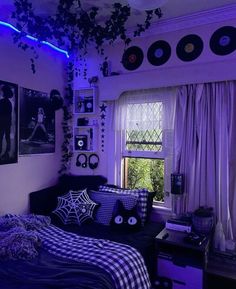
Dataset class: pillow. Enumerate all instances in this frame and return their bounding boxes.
[98,185,149,225]
[89,190,138,226]
[52,189,99,225]
[110,200,141,232]
[100,185,156,221]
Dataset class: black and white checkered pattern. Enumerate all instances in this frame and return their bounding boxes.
[89,190,138,225]
[99,186,149,225]
[38,225,151,289]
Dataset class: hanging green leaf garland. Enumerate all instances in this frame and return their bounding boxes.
[11,0,162,71]
[58,61,74,175]
[11,0,163,174]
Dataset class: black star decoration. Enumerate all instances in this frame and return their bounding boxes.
[100,103,107,112]
[100,113,106,120]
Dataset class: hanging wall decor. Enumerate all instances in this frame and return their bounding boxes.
[99,102,107,153]
[19,88,55,155]
[121,46,144,70]
[176,34,204,62]
[210,26,236,56]
[147,40,171,66]
[0,80,18,165]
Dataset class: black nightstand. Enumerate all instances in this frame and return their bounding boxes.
[154,228,210,289]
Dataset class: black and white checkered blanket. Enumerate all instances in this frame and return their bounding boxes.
[38,225,151,289]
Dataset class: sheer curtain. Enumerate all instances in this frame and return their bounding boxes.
[174,81,236,240]
[114,87,176,131]
[113,87,177,195]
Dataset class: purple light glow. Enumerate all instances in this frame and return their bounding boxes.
[0,20,70,58]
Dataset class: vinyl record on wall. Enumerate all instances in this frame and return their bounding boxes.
[176,34,204,62]
[121,46,144,70]
[210,26,236,56]
[147,40,171,66]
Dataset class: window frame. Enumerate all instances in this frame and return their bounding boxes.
[119,100,173,209]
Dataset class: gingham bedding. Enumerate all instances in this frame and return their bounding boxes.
[99,186,149,225]
[38,225,151,289]
[89,190,138,225]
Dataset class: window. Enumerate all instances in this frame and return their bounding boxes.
[115,88,176,207]
[123,157,165,201]
[126,102,163,152]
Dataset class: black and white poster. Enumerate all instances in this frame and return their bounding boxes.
[19,87,55,155]
[0,80,18,165]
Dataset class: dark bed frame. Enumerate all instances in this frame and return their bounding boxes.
[28,174,163,285]
[29,174,108,216]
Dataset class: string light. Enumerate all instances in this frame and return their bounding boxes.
[0,20,69,58]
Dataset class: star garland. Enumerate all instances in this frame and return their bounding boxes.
[99,102,107,153]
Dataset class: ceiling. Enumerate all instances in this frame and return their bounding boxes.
[1,0,236,27]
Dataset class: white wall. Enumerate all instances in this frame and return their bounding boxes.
[0,26,66,214]
[72,16,236,184]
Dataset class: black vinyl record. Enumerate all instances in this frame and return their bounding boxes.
[210,26,236,56]
[147,40,171,66]
[176,34,203,62]
[121,46,144,71]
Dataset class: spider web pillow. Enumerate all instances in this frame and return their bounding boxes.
[52,189,99,225]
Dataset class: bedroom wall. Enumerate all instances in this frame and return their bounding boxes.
[71,10,236,185]
[0,26,67,214]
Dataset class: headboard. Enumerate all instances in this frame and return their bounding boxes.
[29,174,107,216]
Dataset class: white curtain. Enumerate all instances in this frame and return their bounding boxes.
[113,87,177,195]
[174,81,236,239]
[114,87,177,131]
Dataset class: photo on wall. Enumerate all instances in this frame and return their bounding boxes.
[0,80,18,165]
[19,87,55,155]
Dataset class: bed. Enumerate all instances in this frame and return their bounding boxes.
[0,175,164,289]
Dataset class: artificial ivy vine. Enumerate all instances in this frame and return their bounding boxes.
[58,61,74,175]
[12,0,162,71]
[11,0,163,174]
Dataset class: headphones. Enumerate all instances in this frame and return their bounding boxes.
[88,153,99,170]
[76,153,87,168]
[76,153,99,169]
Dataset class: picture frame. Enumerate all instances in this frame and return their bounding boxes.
[0,80,18,165]
[74,127,94,151]
[74,88,95,114]
[19,87,55,155]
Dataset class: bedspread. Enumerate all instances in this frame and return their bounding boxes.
[38,224,151,289]
[0,248,114,289]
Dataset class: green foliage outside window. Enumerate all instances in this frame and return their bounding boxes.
[124,157,164,202]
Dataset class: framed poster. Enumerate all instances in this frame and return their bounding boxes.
[19,87,55,155]
[0,80,18,165]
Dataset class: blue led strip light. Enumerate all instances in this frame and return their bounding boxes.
[0,20,70,58]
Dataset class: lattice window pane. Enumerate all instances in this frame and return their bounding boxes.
[126,102,163,152]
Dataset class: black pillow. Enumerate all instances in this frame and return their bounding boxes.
[110,200,141,232]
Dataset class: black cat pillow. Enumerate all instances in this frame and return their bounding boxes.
[110,200,141,231]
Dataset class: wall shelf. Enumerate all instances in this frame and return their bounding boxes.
[73,126,97,152]
[73,87,98,152]
[74,87,96,114]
